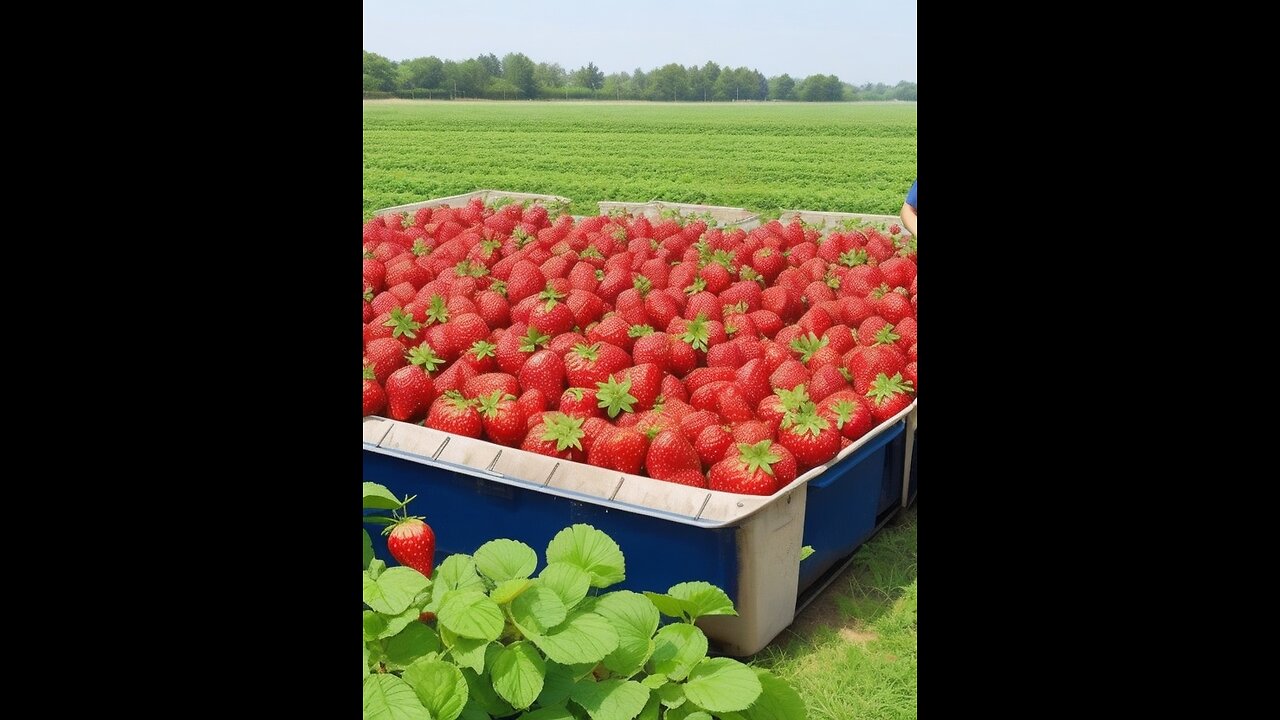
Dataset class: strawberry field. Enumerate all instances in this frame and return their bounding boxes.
[363,101,917,220]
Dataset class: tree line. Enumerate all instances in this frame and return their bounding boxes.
[363,51,916,102]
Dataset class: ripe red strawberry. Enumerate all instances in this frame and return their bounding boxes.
[564,342,632,389]
[568,261,600,293]
[731,420,773,445]
[679,410,721,444]
[877,257,916,289]
[683,366,737,394]
[706,342,742,368]
[716,385,756,422]
[585,315,634,351]
[496,324,551,374]
[596,267,633,303]
[579,416,612,455]
[661,469,709,488]
[856,316,895,347]
[748,309,783,339]
[695,424,735,467]
[818,391,876,441]
[560,387,602,418]
[750,247,786,285]
[645,429,702,481]
[644,291,681,329]
[864,372,916,422]
[796,306,834,339]
[732,358,772,408]
[777,410,841,470]
[506,260,546,304]
[587,425,649,475]
[620,363,663,412]
[432,360,476,397]
[761,286,803,324]
[699,262,733,294]
[708,440,796,496]
[363,366,386,417]
[445,313,490,356]
[516,388,548,419]
[874,288,914,324]
[459,340,498,374]
[661,375,689,405]
[528,290,576,337]
[424,391,483,438]
[822,325,857,355]
[365,337,408,384]
[769,359,811,395]
[684,291,723,322]
[892,316,917,353]
[385,364,437,422]
[463,372,521,401]
[476,390,528,446]
[565,289,605,330]
[808,364,850,402]
[384,516,436,578]
[847,344,906,394]
[522,412,587,461]
[842,265,884,298]
[901,362,917,391]
[689,380,732,413]
[631,331,672,373]
[518,349,566,402]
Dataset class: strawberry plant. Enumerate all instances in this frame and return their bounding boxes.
[363,482,807,719]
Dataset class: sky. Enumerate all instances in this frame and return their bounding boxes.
[363,0,916,86]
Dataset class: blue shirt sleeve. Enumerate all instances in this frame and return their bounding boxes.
[905,179,917,210]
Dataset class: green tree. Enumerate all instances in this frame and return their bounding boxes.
[630,67,648,97]
[602,71,631,100]
[649,63,690,101]
[399,56,445,91]
[533,62,566,95]
[769,74,797,101]
[502,52,537,98]
[363,51,397,92]
[572,62,604,95]
[694,61,721,101]
[476,53,501,77]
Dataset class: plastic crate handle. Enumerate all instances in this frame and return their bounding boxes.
[807,420,906,490]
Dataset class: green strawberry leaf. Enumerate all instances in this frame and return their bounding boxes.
[538,562,593,610]
[426,295,450,325]
[474,538,539,583]
[593,590,661,677]
[402,657,469,720]
[363,640,371,678]
[511,585,569,635]
[569,679,650,720]
[438,590,505,641]
[364,567,431,615]
[463,667,517,718]
[536,662,581,707]
[492,641,547,710]
[658,681,687,708]
[649,623,708,681]
[440,626,489,674]
[363,482,404,510]
[594,375,638,419]
[385,621,442,666]
[680,315,711,352]
[491,578,534,605]
[519,706,575,720]
[363,529,375,570]
[682,658,762,713]
[545,524,626,588]
[724,668,808,720]
[363,673,431,720]
[800,545,815,561]
[665,582,737,620]
[526,609,619,665]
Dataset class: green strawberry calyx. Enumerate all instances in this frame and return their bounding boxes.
[384,308,422,339]
[736,440,780,477]
[774,384,814,414]
[830,400,857,429]
[364,288,375,302]
[784,409,830,438]
[468,340,497,360]
[363,365,377,381]
[872,324,901,346]
[839,248,869,267]
[680,314,711,352]
[684,277,707,295]
[407,344,444,373]
[425,295,450,325]
[595,375,638,418]
[541,413,586,452]
[538,287,566,309]
[789,332,829,364]
[488,279,508,297]
[476,390,517,419]
[865,373,915,406]
[411,238,432,257]
[627,324,654,338]
[580,246,604,260]
[519,327,551,352]
[633,276,652,295]
[571,342,601,362]
[563,387,586,401]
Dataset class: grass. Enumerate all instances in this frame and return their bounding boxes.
[752,505,918,720]
[363,100,916,220]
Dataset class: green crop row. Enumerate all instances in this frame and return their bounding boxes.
[363,101,917,221]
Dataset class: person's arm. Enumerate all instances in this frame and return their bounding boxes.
[900,201,917,237]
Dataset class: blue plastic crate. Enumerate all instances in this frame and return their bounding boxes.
[798,419,907,593]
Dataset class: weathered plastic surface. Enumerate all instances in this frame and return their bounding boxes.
[375,189,571,216]
[598,200,761,230]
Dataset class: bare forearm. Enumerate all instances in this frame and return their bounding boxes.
[900,202,917,237]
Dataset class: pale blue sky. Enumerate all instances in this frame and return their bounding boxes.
[363,0,916,85]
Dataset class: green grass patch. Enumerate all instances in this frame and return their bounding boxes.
[363,101,916,220]
[752,505,917,720]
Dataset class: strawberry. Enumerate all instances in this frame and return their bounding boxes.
[365,337,408,384]
[516,388,548,419]
[777,409,841,470]
[631,331,672,373]
[847,343,906,394]
[445,313,490,357]
[579,416,613,455]
[384,515,436,578]
[476,390,528,446]
[432,360,476,397]
[564,342,631,389]
[683,366,737,393]
[808,364,850,402]
[385,364,437,422]
[660,371,691,399]
[645,429,702,481]
[902,362,917,390]
[796,306,834,339]
[587,425,649,475]
[667,334,699,376]
[818,391,876,441]
[864,372,915,422]
[716,386,756,423]
[565,289,605,330]
[505,260,546,304]
[892,316,917,353]
[834,297,876,326]
[733,358,772,407]
[363,366,386,417]
[822,325,857,355]
[496,324,551,374]
[761,285,804,323]
[463,372,521,400]
[708,440,796,496]
[518,349,566,402]
[594,374,639,419]
[644,291,682,329]
[748,309,784,339]
[527,290,576,337]
[855,316,894,347]
[706,342,742,368]
[877,257,916,289]
[559,387,602,418]
[684,291,723,322]
[679,409,721,444]
[568,261,600,293]
[661,469,709,488]
[689,380,732,413]
[695,424,734,467]
[522,412,587,461]
[769,359,811,395]
[585,315,634,351]
[750,246,786,285]
[459,339,498,374]
[424,391,483,438]
[730,420,774,445]
[875,288,914,324]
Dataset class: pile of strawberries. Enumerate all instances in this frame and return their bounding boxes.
[363,197,916,496]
